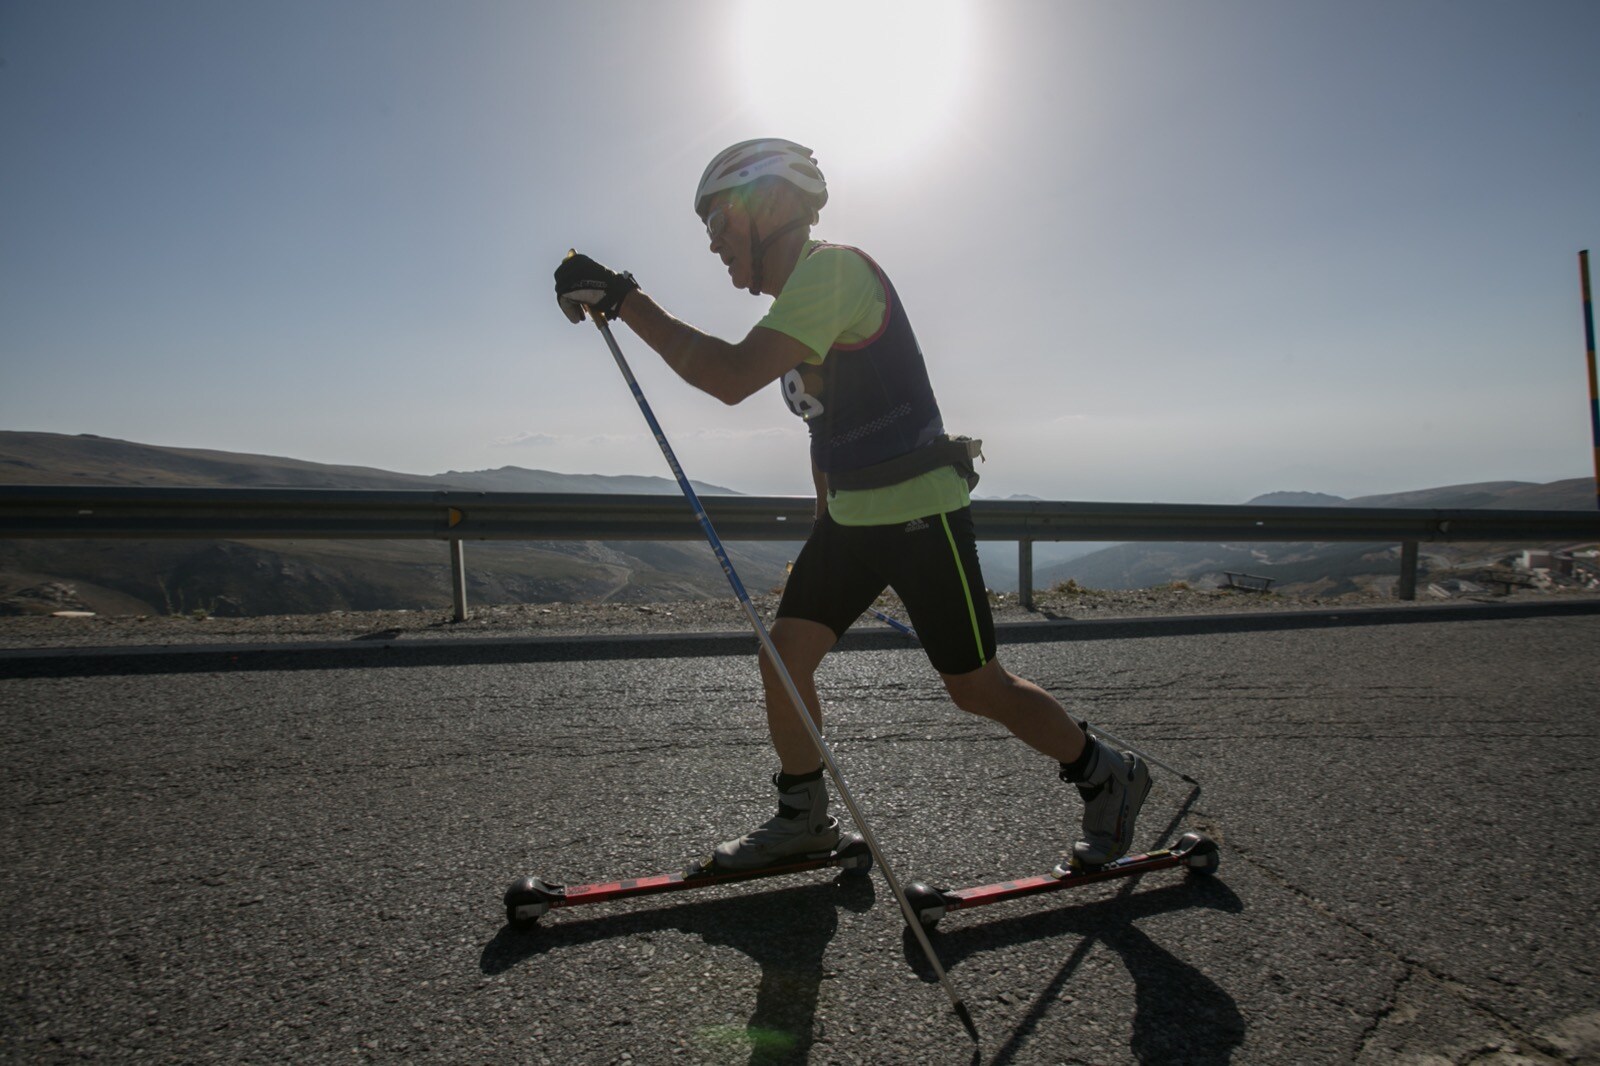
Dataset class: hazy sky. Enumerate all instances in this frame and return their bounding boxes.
[3,0,1597,503]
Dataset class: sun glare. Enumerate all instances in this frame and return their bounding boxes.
[734,0,972,171]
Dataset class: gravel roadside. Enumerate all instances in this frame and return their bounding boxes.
[4,585,1597,650]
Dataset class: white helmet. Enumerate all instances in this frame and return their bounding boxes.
[694,138,828,220]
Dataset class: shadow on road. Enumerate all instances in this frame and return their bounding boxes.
[480,874,875,1065]
[894,781,1245,1064]
[906,877,1245,1065]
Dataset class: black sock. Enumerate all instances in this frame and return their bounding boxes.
[1059,737,1099,783]
[775,766,824,819]
[776,766,825,791]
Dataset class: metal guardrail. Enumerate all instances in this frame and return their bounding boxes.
[2,486,1597,617]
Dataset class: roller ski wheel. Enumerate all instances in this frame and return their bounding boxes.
[903,881,950,931]
[1178,830,1220,876]
[503,877,563,932]
[502,832,871,932]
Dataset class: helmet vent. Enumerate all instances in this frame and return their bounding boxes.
[696,138,828,219]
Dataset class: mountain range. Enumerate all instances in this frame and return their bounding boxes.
[1,431,1593,615]
[0,432,792,616]
[1036,480,1597,597]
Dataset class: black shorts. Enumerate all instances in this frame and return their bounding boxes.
[777,506,997,676]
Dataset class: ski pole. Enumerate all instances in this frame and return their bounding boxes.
[1077,722,1198,786]
[866,610,1199,785]
[787,561,913,640]
[584,308,973,1027]
[1580,249,1597,510]
[869,607,917,638]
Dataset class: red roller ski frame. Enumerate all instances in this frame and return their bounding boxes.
[903,831,1220,930]
[503,832,872,931]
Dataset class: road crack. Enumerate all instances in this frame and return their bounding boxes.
[1227,841,1571,1064]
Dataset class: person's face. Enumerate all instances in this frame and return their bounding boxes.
[704,190,754,292]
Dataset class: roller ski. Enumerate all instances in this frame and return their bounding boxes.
[503,831,872,931]
[904,735,1211,930]
[903,831,1220,930]
[505,770,866,931]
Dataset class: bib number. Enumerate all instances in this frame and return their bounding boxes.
[781,368,825,420]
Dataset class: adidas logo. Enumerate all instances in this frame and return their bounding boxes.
[904,518,929,533]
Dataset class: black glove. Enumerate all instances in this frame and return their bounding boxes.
[554,252,639,323]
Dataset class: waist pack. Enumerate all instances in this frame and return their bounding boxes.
[826,434,984,492]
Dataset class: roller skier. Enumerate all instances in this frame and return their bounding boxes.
[552,138,1150,876]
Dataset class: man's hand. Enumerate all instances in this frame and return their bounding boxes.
[553,252,639,323]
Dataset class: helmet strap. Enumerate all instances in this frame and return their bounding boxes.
[747,216,810,295]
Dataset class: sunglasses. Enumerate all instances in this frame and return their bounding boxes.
[705,204,733,242]
[704,190,748,242]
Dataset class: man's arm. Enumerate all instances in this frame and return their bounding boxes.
[616,290,813,406]
[811,459,829,520]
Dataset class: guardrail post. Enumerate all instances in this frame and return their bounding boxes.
[1398,541,1418,601]
[450,539,469,622]
[1018,538,1034,610]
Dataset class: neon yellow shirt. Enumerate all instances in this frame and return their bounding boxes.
[758,241,970,526]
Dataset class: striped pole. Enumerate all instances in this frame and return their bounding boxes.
[1581,250,1598,510]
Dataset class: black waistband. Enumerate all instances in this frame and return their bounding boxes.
[826,435,983,492]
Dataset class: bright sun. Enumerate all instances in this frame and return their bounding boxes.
[734,0,973,171]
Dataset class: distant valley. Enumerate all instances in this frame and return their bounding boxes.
[1,431,1593,615]
[1034,480,1597,598]
[0,432,796,617]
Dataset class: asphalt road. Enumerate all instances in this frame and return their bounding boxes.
[3,611,1597,1064]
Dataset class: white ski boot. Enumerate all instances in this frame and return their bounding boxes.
[1057,740,1151,872]
[713,769,841,871]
